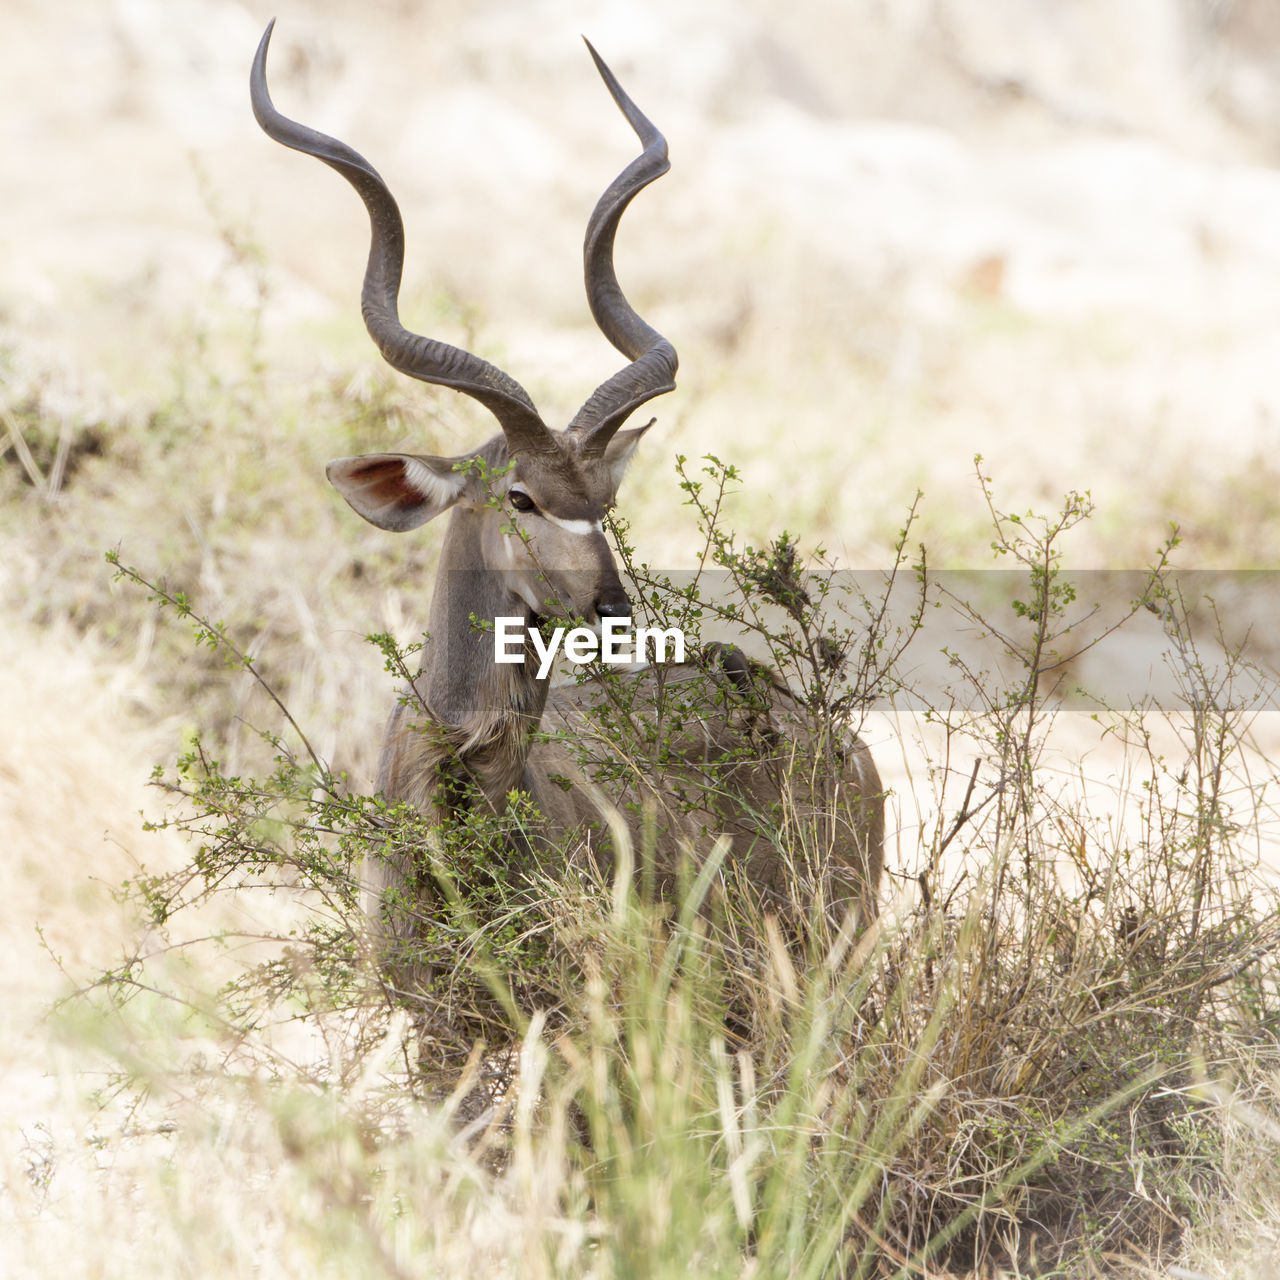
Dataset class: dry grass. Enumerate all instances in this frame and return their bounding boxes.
[5,1,1280,1275]
[6,475,1267,1277]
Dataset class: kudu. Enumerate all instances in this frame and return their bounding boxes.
[251,23,884,988]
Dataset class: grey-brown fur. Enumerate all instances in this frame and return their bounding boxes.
[250,24,885,997]
[364,510,886,929]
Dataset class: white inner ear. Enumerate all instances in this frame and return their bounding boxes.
[405,457,467,505]
[605,432,646,489]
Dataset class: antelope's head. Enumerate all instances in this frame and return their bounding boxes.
[250,24,676,626]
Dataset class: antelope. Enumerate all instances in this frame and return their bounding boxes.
[250,23,884,990]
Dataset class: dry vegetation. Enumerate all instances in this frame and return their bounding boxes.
[4,0,1280,1275]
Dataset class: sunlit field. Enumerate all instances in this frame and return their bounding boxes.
[4,1,1280,1275]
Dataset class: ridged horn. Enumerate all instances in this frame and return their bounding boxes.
[567,40,678,456]
[250,19,556,456]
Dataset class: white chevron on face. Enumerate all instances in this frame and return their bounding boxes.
[541,512,603,536]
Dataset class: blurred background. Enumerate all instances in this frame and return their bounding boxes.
[7,0,1280,565]
[4,0,1280,1230]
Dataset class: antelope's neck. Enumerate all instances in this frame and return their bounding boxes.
[412,507,548,802]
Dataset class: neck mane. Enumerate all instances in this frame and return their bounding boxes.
[406,506,550,810]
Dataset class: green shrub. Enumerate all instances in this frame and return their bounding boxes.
[83,461,1280,1277]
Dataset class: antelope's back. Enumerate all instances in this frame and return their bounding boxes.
[532,660,884,927]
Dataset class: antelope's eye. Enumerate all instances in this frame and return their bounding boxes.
[509,489,536,513]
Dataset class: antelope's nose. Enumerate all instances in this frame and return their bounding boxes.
[595,595,632,621]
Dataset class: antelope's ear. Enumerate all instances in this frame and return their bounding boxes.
[326,453,471,531]
[603,419,653,491]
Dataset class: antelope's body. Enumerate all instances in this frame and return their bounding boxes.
[251,25,884,986]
